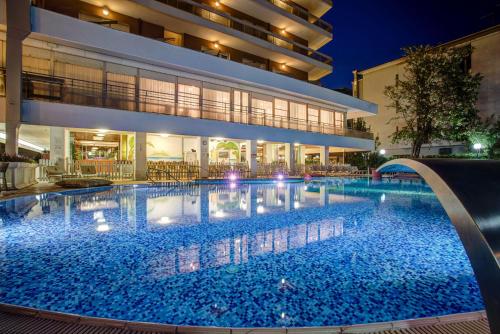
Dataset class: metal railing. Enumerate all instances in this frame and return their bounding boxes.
[21,71,373,140]
[147,161,200,181]
[155,0,332,65]
[267,0,332,33]
[65,159,135,180]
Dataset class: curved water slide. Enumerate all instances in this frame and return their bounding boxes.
[377,159,500,334]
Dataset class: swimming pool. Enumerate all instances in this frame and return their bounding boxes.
[0,178,483,327]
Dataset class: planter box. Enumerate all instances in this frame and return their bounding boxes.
[5,162,38,190]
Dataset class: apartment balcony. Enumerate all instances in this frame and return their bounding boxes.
[221,0,332,50]
[18,71,373,141]
[154,0,332,65]
[266,0,332,32]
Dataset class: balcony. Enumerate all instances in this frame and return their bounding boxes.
[19,71,373,140]
[155,0,333,65]
[266,0,332,33]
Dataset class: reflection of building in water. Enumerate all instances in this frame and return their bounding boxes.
[149,217,344,279]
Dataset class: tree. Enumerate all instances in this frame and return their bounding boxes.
[384,45,482,158]
[467,116,500,158]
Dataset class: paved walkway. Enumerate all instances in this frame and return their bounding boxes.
[0,306,490,334]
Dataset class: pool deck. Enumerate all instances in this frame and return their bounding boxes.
[0,304,490,334]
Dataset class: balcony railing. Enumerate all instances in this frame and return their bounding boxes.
[267,0,333,33]
[20,71,373,140]
[155,0,332,65]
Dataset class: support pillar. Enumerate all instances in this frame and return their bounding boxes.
[5,0,31,155]
[246,140,257,178]
[135,132,147,180]
[320,146,330,166]
[50,127,67,169]
[199,137,209,178]
[265,143,275,163]
[299,146,306,166]
[285,143,295,175]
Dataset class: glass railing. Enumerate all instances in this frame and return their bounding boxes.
[21,71,372,140]
[268,0,333,33]
[155,0,332,65]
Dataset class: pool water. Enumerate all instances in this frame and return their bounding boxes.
[0,179,483,327]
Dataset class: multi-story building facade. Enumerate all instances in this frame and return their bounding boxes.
[0,0,376,179]
[353,25,500,157]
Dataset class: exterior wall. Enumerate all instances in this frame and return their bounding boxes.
[29,8,376,115]
[357,61,406,154]
[472,31,500,120]
[358,27,500,156]
[32,0,315,82]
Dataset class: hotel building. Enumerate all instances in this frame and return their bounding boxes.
[1,0,376,180]
[353,25,500,157]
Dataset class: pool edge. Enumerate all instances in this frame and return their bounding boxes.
[0,302,487,333]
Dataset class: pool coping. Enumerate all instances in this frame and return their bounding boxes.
[0,303,487,333]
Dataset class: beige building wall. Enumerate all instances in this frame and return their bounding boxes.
[356,26,500,157]
[473,30,500,120]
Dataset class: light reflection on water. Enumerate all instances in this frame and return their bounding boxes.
[0,178,483,327]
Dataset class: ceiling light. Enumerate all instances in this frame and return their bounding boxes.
[102,6,110,16]
[257,140,265,144]
[215,1,221,7]
[160,133,170,137]
[280,63,286,70]
[213,41,220,48]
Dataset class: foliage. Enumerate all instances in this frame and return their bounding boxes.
[467,116,500,158]
[345,151,388,170]
[0,153,35,163]
[384,45,482,158]
[347,118,368,132]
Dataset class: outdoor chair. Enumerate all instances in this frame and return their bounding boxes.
[80,165,98,178]
[45,165,66,182]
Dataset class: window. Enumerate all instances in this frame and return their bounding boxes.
[290,102,307,131]
[178,84,200,118]
[335,112,344,129]
[140,77,175,114]
[274,99,288,128]
[233,90,249,123]
[439,147,452,155]
[164,30,183,46]
[320,109,334,134]
[203,87,230,121]
[55,61,103,105]
[106,72,135,111]
[308,106,319,132]
[252,97,273,126]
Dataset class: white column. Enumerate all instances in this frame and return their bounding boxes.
[320,146,330,166]
[299,145,306,165]
[246,140,257,178]
[265,143,274,163]
[198,136,209,178]
[135,132,147,180]
[285,143,295,174]
[5,0,31,155]
[50,127,67,168]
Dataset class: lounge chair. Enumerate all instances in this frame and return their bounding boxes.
[45,165,66,182]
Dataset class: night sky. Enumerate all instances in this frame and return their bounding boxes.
[319,0,500,90]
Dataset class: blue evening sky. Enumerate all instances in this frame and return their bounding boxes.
[319,0,500,89]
